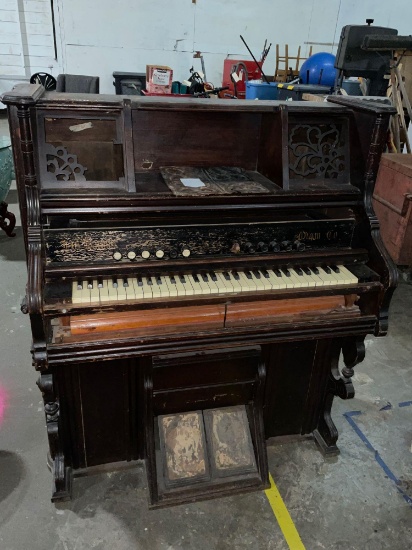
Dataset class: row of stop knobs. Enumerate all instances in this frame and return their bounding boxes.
[113,248,191,260]
[113,240,305,260]
[232,240,305,253]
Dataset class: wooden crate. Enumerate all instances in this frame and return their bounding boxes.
[373,154,412,265]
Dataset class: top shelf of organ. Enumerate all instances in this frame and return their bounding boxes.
[2,87,394,200]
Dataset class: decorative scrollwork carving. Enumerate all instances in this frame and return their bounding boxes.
[37,373,72,501]
[313,337,365,455]
[45,144,87,182]
[289,124,345,179]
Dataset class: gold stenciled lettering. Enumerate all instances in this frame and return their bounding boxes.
[295,231,321,241]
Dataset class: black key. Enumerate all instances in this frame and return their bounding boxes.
[156,276,162,285]
[261,269,270,279]
[201,274,209,282]
[87,279,93,289]
[210,272,218,282]
[123,278,129,287]
[97,278,103,288]
[193,274,199,283]
[179,275,186,283]
[137,276,143,287]
[223,272,230,281]
[303,267,311,276]
[245,271,253,280]
[146,276,153,286]
[311,266,319,275]
[252,270,261,279]
[273,268,282,277]
[295,267,303,276]
[112,278,118,288]
[77,280,83,290]
[232,271,240,280]
[170,276,177,284]
[330,265,340,273]
[281,268,291,277]
[322,265,331,274]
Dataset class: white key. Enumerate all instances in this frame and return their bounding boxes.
[90,280,100,303]
[149,276,162,298]
[123,278,135,300]
[257,270,274,291]
[338,265,358,284]
[172,274,186,296]
[108,279,119,300]
[196,274,212,295]
[80,281,91,304]
[179,274,195,296]
[266,270,287,290]
[237,271,257,291]
[206,273,221,293]
[141,276,154,299]
[300,269,319,287]
[117,278,127,300]
[131,277,144,299]
[248,271,266,291]
[215,272,235,293]
[227,272,243,293]
[306,268,325,287]
[278,268,295,289]
[99,280,111,302]
[72,281,83,304]
[290,268,310,288]
[154,276,169,297]
[200,273,218,294]
[162,275,178,297]
[187,274,206,295]
[317,267,340,286]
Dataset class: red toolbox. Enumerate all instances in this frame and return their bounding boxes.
[222,59,263,99]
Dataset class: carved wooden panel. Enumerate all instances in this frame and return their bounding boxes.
[288,120,349,182]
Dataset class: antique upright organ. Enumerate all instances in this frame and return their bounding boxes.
[2,85,397,506]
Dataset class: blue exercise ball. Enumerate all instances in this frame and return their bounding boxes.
[299,52,337,87]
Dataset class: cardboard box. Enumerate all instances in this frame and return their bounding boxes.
[146,65,173,94]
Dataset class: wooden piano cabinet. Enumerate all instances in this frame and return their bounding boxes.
[40,335,364,501]
[263,336,364,456]
[53,359,144,472]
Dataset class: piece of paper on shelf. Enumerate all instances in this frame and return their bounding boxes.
[180,178,205,188]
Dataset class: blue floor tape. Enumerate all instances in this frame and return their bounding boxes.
[343,410,412,507]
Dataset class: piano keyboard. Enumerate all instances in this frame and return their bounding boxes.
[71,265,358,305]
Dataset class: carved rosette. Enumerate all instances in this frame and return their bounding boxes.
[289,124,345,179]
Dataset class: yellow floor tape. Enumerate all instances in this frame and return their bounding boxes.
[265,473,306,550]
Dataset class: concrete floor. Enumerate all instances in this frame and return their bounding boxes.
[0,111,411,549]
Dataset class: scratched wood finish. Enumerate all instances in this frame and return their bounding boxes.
[1,85,398,504]
[70,303,226,335]
[69,295,358,336]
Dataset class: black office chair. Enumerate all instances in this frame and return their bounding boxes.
[30,72,57,91]
[56,74,100,93]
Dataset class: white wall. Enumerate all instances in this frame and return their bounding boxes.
[2,0,412,95]
[54,0,343,93]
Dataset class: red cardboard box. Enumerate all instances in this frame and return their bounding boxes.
[146,65,173,94]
